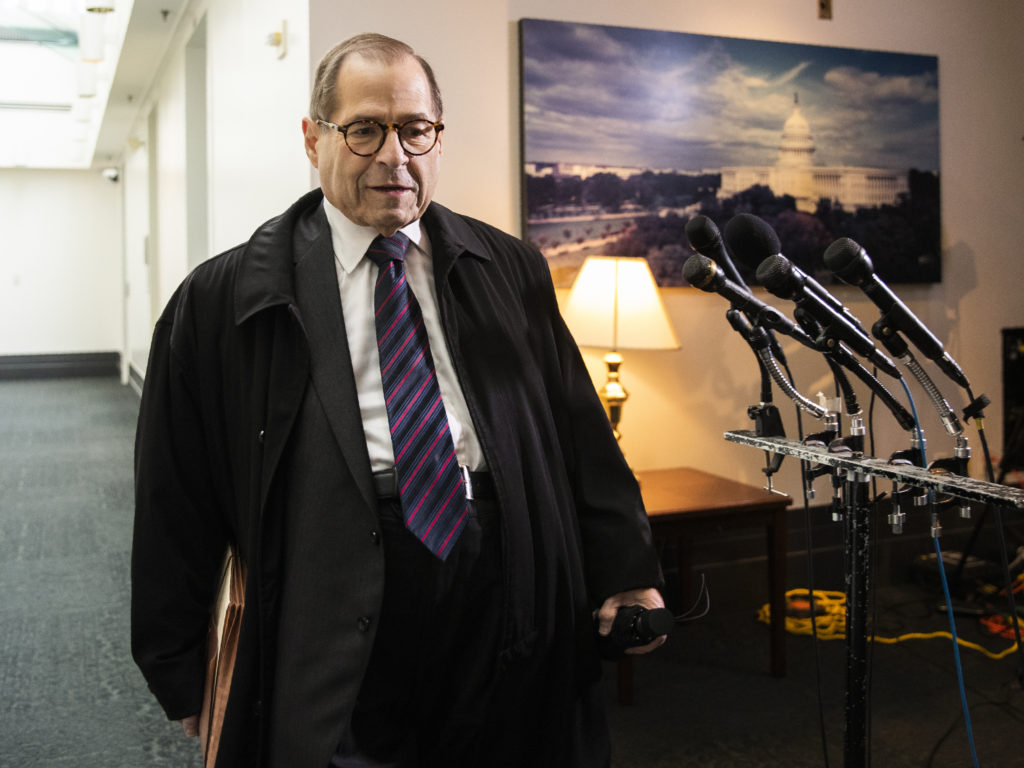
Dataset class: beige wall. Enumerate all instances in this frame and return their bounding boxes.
[307,0,1024,490]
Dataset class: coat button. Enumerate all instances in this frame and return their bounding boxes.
[370,530,380,546]
[257,429,265,443]
[357,616,372,632]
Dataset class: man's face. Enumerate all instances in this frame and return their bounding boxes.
[303,53,442,236]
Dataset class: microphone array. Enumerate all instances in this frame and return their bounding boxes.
[684,212,974,492]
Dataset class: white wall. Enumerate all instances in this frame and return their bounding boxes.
[205,0,311,254]
[308,0,1024,488]
[153,46,190,314]
[123,134,152,377]
[0,169,123,356]
[121,0,311,378]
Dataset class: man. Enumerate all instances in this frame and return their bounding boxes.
[132,33,665,768]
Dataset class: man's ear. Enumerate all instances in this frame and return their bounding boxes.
[301,117,320,168]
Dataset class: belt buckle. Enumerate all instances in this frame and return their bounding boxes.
[460,465,474,501]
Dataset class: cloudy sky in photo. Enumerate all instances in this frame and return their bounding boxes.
[521,19,940,173]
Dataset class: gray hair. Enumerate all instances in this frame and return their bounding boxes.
[309,33,443,122]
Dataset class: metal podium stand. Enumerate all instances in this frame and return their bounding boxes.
[724,430,1024,767]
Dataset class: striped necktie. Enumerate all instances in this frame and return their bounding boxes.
[366,232,469,560]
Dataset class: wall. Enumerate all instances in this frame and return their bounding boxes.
[205,0,311,255]
[120,0,311,378]
[308,0,1024,492]
[0,169,123,356]
[8,0,1019,497]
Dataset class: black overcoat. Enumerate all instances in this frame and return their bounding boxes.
[131,189,662,767]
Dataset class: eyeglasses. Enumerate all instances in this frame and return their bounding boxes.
[316,118,444,157]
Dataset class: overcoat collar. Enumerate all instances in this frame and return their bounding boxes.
[233,189,494,326]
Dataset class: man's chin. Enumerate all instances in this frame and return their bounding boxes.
[369,210,417,237]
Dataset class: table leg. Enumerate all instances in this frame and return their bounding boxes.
[617,655,634,705]
[767,509,787,677]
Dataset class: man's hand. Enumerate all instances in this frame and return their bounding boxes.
[596,587,668,655]
[179,714,199,738]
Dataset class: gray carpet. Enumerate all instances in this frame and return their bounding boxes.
[0,378,202,767]
[2,376,1022,767]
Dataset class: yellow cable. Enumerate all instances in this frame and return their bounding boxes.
[757,588,1019,659]
[870,631,1019,660]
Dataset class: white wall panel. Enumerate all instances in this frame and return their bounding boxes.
[206,0,311,254]
[0,169,122,355]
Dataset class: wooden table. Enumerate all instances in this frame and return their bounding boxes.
[617,466,793,704]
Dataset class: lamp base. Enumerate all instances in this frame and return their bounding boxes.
[599,351,629,441]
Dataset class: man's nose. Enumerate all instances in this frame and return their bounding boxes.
[375,127,409,167]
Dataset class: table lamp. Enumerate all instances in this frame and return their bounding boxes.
[562,256,679,440]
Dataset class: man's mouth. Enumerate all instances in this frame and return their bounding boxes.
[370,182,413,195]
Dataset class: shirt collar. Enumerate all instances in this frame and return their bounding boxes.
[321,197,427,274]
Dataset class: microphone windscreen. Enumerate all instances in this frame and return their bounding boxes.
[638,607,675,640]
[823,237,872,285]
[755,254,792,295]
[682,253,714,287]
[685,215,721,253]
[724,213,781,271]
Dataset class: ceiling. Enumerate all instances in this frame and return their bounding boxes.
[0,0,184,170]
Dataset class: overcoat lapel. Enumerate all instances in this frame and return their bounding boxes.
[292,215,376,513]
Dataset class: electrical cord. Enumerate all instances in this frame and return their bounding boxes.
[965,384,1024,686]
[899,376,981,768]
[757,588,1019,661]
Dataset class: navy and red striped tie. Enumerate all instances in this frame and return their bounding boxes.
[366,232,469,560]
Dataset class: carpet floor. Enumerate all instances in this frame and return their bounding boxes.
[2,377,1022,767]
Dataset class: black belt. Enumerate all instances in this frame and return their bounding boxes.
[372,466,495,501]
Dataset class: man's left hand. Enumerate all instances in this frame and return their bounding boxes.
[596,587,668,655]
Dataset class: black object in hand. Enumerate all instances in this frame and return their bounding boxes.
[595,605,674,660]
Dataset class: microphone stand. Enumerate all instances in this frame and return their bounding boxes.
[795,308,918,434]
[722,431,1024,768]
[725,308,806,487]
[835,439,871,768]
[874,325,978,574]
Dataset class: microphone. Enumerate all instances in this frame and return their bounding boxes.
[756,254,902,380]
[683,253,817,350]
[724,213,867,335]
[686,215,748,289]
[823,237,970,388]
[689,214,792,365]
[595,605,675,660]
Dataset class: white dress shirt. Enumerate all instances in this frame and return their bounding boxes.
[321,198,485,472]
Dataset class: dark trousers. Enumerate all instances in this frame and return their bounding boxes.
[331,497,503,768]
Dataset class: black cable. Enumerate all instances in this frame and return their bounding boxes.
[779,353,831,766]
[966,385,1024,688]
[802,486,832,768]
[865,371,881,768]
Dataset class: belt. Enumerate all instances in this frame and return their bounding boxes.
[372,466,495,501]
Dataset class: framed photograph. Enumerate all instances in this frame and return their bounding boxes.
[520,19,940,288]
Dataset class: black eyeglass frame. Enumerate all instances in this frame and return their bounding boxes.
[316,118,445,157]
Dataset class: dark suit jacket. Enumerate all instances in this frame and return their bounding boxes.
[131,189,662,767]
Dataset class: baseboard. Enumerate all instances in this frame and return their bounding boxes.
[127,361,145,396]
[0,352,121,380]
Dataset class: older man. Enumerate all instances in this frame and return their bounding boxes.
[132,33,665,768]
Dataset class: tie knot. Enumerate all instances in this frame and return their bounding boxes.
[366,232,411,268]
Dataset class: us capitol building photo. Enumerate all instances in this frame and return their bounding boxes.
[718,94,909,213]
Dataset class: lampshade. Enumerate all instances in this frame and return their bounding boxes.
[562,256,679,351]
